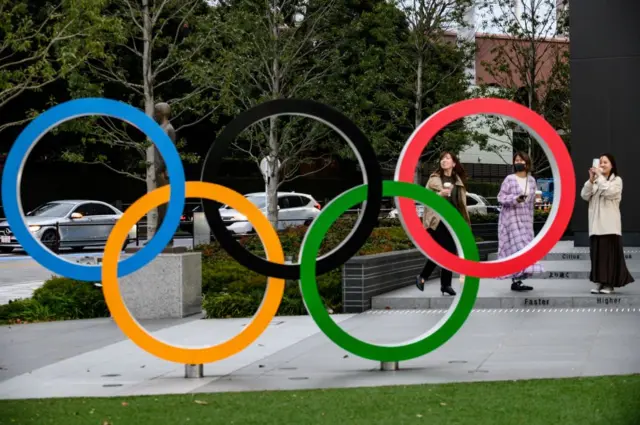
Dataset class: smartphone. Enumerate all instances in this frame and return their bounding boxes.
[592,158,600,168]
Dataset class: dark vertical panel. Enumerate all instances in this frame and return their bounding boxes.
[570,0,640,246]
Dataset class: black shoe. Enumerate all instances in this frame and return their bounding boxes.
[441,286,456,296]
[416,275,425,292]
[511,280,533,291]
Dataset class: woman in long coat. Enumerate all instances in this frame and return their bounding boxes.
[415,151,471,296]
[497,151,544,291]
[580,153,634,293]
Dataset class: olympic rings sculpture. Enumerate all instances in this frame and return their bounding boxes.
[1,97,575,365]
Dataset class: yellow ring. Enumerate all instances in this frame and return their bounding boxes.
[101,181,285,364]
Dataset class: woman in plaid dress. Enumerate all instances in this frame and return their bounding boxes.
[497,152,544,291]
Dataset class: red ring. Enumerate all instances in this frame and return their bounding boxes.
[394,98,575,278]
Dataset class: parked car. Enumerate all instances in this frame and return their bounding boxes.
[219,191,321,234]
[386,192,498,219]
[178,204,201,234]
[0,200,136,253]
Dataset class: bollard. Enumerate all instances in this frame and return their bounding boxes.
[185,364,204,378]
[380,361,399,371]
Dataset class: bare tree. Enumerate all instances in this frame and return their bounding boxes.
[218,0,338,227]
[390,0,475,182]
[0,0,113,134]
[476,0,570,175]
[60,0,222,238]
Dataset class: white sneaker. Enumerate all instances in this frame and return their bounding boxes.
[590,285,603,294]
[600,287,615,294]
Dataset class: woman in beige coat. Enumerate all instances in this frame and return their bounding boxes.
[415,151,471,296]
[580,153,634,294]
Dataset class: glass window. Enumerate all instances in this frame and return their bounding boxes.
[287,196,306,208]
[72,204,96,216]
[91,203,117,216]
[466,196,478,206]
[245,195,267,209]
[278,196,291,209]
[27,202,74,218]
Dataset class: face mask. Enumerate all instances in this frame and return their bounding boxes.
[514,163,526,172]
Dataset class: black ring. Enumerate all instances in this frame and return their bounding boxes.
[200,98,383,280]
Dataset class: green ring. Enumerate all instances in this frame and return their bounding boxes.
[299,180,479,362]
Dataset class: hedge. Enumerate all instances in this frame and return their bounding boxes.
[200,219,417,318]
[0,277,107,324]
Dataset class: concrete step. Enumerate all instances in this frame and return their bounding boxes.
[449,260,640,280]
[487,241,640,261]
[371,279,640,310]
[489,251,640,261]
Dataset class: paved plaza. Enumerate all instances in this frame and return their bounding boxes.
[1,239,639,400]
[1,307,639,399]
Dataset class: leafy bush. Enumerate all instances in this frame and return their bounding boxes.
[0,277,108,324]
[0,298,55,323]
[32,277,108,319]
[199,221,436,319]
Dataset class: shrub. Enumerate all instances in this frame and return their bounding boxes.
[0,277,108,324]
[31,277,108,320]
[198,221,430,319]
[202,293,261,319]
[0,298,55,323]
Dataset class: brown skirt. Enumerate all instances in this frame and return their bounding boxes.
[589,235,634,288]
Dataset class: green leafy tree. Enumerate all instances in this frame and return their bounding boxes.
[59,0,223,237]
[216,0,341,227]
[0,0,114,134]
[305,0,412,168]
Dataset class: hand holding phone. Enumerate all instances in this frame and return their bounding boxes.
[516,194,526,203]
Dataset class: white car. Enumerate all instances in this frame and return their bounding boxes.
[219,192,321,234]
[386,193,496,219]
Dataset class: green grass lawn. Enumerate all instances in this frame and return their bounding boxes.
[1,375,639,425]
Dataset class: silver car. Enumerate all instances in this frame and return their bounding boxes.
[0,200,136,254]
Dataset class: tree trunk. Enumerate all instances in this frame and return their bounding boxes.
[267,117,279,229]
[266,5,280,229]
[414,54,424,185]
[142,0,157,241]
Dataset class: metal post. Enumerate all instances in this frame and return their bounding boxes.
[380,361,399,371]
[184,364,203,378]
[54,222,60,253]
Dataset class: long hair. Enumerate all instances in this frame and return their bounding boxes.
[513,151,533,174]
[436,151,467,185]
[599,153,619,180]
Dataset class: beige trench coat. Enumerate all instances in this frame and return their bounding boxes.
[422,172,471,231]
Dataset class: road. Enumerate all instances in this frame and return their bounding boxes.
[0,238,195,304]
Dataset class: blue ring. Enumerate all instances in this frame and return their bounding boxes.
[1,98,186,281]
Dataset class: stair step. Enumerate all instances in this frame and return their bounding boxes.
[371,279,640,310]
[450,260,640,280]
[488,251,640,261]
